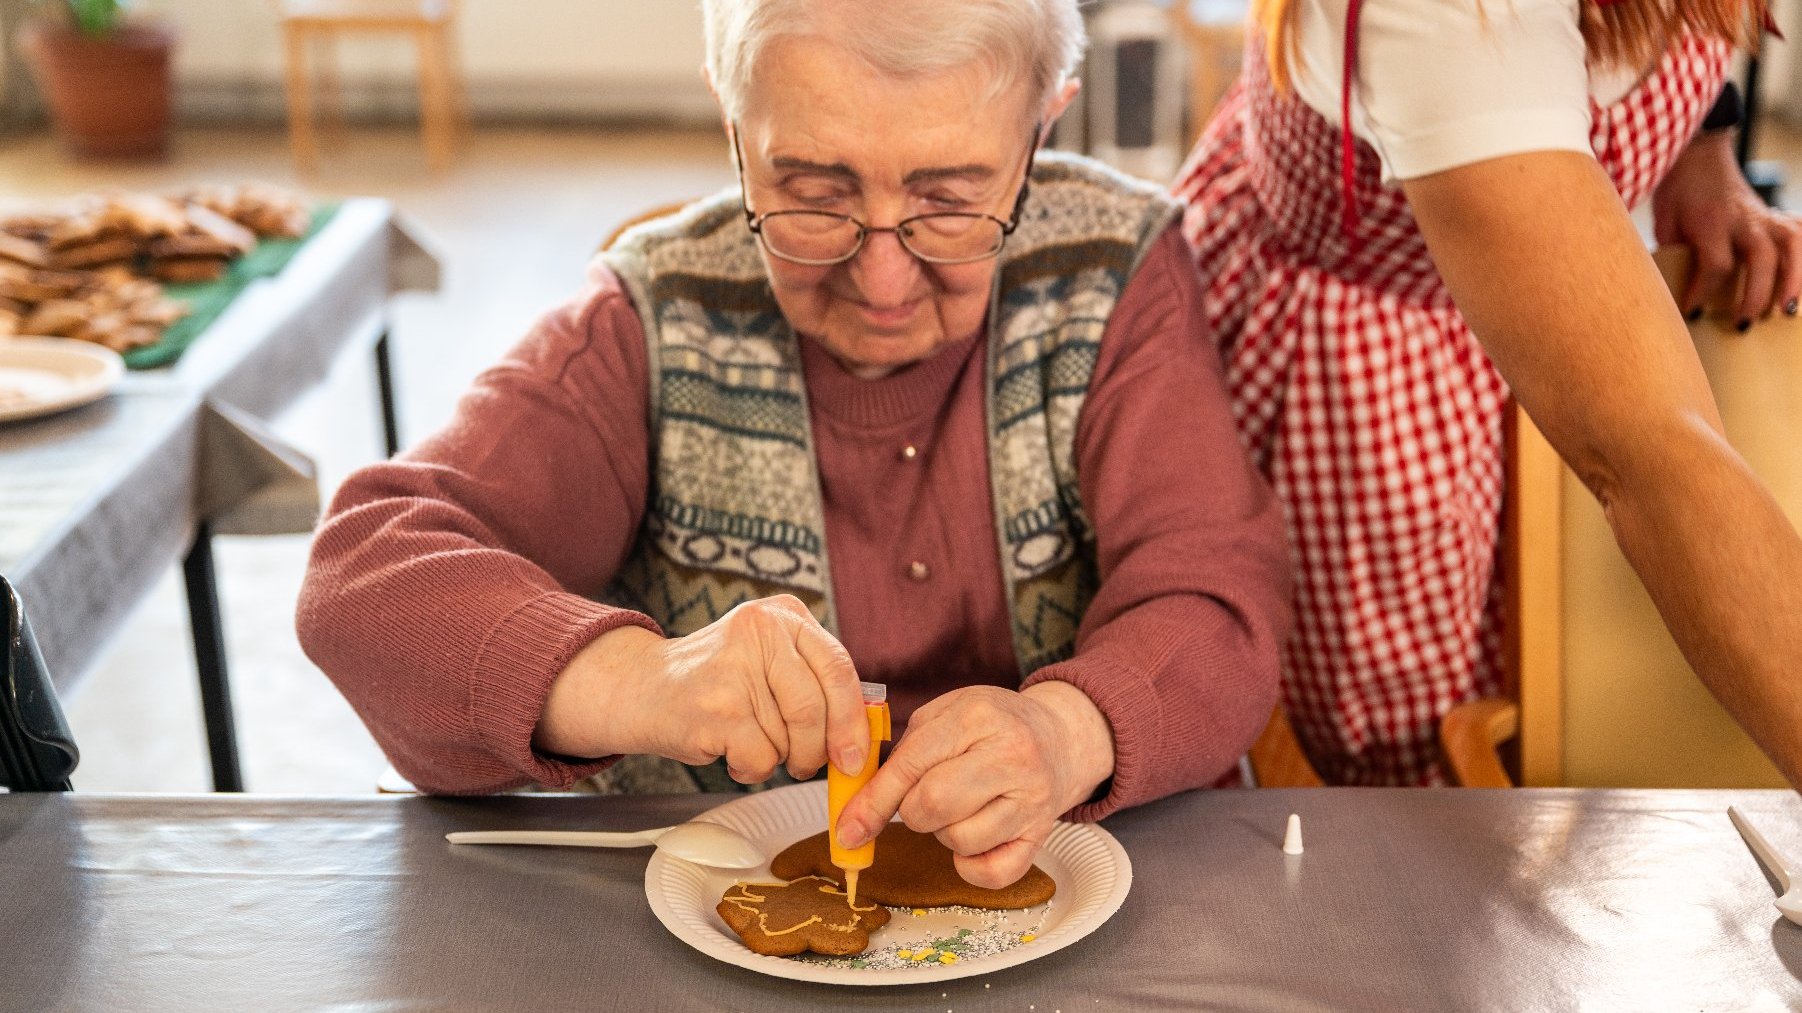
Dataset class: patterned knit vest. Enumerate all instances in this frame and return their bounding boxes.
[600,151,1177,675]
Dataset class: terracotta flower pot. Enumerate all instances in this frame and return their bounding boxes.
[18,20,176,160]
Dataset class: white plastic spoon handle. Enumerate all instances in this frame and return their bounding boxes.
[446,828,671,848]
[1729,807,1794,893]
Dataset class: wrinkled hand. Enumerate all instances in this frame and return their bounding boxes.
[835,682,1114,890]
[1652,128,1802,326]
[537,594,868,782]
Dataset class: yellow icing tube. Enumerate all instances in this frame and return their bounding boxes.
[828,682,890,905]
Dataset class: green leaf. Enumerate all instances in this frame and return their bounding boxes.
[62,0,124,36]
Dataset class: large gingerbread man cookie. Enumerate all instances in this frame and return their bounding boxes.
[770,823,1056,909]
[717,876,893,957]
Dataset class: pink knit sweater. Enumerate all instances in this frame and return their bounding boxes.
[297,225,1290,819]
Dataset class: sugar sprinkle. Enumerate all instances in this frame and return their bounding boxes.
[793,901,1052,972]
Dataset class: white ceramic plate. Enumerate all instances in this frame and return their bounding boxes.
[0,337,124,423]
[644,781,1131,986]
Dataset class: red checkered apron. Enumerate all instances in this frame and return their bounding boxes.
[1173,27,1730,784]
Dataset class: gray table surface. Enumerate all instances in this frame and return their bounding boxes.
[1,787,1797,1011]
[0,199,438,686]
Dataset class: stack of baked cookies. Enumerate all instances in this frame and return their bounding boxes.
[0,184,310,353]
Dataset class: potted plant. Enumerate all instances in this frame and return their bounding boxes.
[17,0,176,158]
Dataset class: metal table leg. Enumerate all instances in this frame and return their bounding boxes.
[182,523,243,792]
[375,328,401,457]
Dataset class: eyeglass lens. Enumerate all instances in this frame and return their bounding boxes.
[758,212,1003,264]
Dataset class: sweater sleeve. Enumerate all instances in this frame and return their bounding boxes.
[1021,224,1293,820]
[296,260,662,795]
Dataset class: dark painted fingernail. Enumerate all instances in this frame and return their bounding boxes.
[1737,318,1753,333]
[1686,307,1704,322]
[1786,299,1798,316]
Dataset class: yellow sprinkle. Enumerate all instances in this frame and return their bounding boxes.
[912,949,937,962]
[1021,933,1037,943]
[913,908,927,917]
[939,953,959,964]
[897,950,913,959]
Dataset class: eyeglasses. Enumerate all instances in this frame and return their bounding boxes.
[731,124,1038,266]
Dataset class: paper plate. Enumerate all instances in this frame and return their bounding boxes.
[0,337,124,423]
[644,781,1131,986]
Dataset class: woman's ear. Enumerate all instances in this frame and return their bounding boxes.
[702,64,733,141]
[1039,77,1083,143]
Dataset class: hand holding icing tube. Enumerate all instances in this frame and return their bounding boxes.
[828,681,890,907]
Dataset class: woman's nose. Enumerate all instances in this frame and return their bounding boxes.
[848,228,921,306]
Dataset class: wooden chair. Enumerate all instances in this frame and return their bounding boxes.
[598,200,696,253]
[1,576,78,792]
[276,0,466,173]
[1442,246,1800,787]
[1245,706,1323,787]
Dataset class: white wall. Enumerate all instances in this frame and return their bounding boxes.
[140,0,713,122]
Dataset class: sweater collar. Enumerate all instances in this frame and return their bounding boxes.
[798,329,984,429]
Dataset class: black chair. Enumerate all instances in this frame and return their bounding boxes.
[1,576,78,792]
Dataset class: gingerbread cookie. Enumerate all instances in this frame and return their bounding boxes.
[150,257,228,284]
[770,823,1055,910]
[0,233,47,268]
[717,875,892,957]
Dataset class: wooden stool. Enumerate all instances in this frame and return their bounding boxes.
[276,0,466,173]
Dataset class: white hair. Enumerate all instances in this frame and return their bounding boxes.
[703,0,1087,122]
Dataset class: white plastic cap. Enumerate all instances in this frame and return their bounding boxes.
[1282,813,1304,855]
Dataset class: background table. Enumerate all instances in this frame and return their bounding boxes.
[0,199,438,790]
[1,787,1797,1010]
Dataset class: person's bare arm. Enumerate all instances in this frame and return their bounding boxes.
[1403,150,1802,788]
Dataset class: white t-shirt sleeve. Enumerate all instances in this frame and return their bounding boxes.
[1289,0,1595,181]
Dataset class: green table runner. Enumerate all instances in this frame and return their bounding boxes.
[124,203,342,370]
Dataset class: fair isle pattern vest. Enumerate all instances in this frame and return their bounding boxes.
[600,151,1178,675]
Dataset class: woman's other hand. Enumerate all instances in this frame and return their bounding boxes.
[534,594,869,783]
[1652,128,1802,326]
[833,682,1114,890]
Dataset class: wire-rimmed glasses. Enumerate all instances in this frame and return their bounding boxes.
[732,124,1039,266]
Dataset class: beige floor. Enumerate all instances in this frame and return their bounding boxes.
[8,119,1802,793]
[0,125,733,793]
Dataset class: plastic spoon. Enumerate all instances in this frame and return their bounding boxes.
[1728,806,1802,925]
[446,822,764,869]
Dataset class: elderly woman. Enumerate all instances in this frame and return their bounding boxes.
[298,0,1289,888]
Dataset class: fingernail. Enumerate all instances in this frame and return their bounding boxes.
[837,747,864,777]
[1737,318,1753,333]
[837,819,867,849]
[1786,299,1798,316]
[1686,307,1704,321]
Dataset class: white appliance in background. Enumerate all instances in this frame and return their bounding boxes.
[1080,0,1189,183]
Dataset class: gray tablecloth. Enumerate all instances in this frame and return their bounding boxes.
[1,787,1797,1011]
[0,200,438,687]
